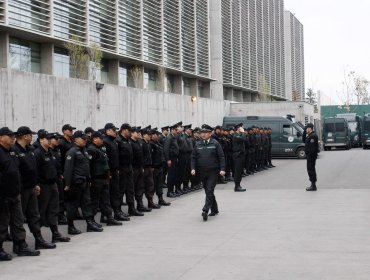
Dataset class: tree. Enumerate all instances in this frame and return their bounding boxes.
[257,74,271,101]
[339,69,370,105]
[87,42,103,81]
[130,65,143,89]
[64,35,89,79]
[354,76,369,105]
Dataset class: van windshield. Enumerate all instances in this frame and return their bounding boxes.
[325,123,335,132]
[336,123,345,132]
[348,122,357,132]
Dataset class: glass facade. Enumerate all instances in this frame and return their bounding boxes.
[9,37,40,73]
[54,47,70,78]
[183,78,191,96]
[144,69,157,91]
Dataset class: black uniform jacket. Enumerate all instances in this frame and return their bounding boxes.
[0,145,22,197]
[305,132,319,159]
[191,139,225,172]
[63,145,91,187]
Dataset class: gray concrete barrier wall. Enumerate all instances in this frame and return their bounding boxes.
[0,69,230,132]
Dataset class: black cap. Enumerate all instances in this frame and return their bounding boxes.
[120,123,132,131]
[183,124,192,130]
[91,131,104,139]
[131,126,141,133]
[49,132,62,139]
[144,125,151,131]
[73,130,87,139]
[193,127,201,133]
[201,124,214,132]
[161,126,169,131]
[62,124,76,131]
[0,127,16,136]
[38,130,53,139]
[16,126,36,136]
[104,123,118,131]
[306,123,314,129]
[176,121,183,127]
[141,128,150,135]
[84,127,94,134]
[215,125,222,130]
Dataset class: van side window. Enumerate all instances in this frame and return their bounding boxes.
[283,125,292,135]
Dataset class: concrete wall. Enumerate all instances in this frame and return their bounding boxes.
[229,101,320,124]
[0,69,230,132]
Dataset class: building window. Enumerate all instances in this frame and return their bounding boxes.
[183,78,191,96]
[54,47,70,78]
[166,74,175,93]
[9,37,41,73]
[119,63,128,87]
[198,81,204,97]
[144,69,157,91]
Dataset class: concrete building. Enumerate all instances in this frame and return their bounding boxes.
[284,11,305,101]
[0,0,212,97]
[210,0,286,102]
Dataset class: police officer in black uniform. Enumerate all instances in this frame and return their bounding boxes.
[118,124,142,217]
[232,124,247,192]
[150,129,171,206]
[160,126,169,188]
[164,124,180,198]
[34,131,71,243]
[87,132,122,226]
[267,128,275,168]
[182,124,194,192]
[0,127,40,261]
[103,123,128,221]
[191,124,225,221]
[64,130,103,234]
[304,123,319,191]
[13,127,56,250]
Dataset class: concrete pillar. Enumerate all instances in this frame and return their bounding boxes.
[40,43,54,75]
[0,32,9,68]
[108,59,119,85]
[209,0,224,100]
[190,79,197,97]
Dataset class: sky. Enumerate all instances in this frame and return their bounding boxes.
[284,0,370,105]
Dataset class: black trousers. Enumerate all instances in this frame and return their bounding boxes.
[268,146,272,164]
[21,187,41,234]
[199,170,219,213]
[133,167,144,202]
[56,177,66,217]
[119,165,135,208]
[140,167,154,200]
[245,152,250,172]
[249,149,255,171]
[176,154,187,188]
[38,183,59,227]
[233,154,245,184]
[90,178,113,218]
[167,157,179,192]
[109,170,121,214]
[65,181,93,220]
[162,163,168,185]
[183,153,192,187]
[153,167,164,196]
[0,195,26,245]
[306,157,317,183]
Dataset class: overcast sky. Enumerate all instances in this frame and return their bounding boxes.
[284,0,370,105]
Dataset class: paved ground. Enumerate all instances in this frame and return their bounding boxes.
[2,149,370,279]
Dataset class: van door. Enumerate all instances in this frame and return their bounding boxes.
[280,123,298,156]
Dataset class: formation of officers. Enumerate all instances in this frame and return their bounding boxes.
[0,121,275,261]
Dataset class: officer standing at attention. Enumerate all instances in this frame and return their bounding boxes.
[13,127,56,250]
[164,124,180,198]
[232,124,247,192]
[34,131,71,243]
[304,123,319,191]
[191,124,225,221]
[0,127,40,261]
[64,131,103,234]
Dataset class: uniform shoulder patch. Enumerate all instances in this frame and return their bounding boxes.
[310,139,315,143]
[66,155,72,160]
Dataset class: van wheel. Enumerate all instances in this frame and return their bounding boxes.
[324,147,328,151]
[296,147,306,159]
[364,145,368,150]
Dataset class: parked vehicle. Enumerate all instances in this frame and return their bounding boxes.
[223,115,306,159]
[362,114,370,149]
[322,117,351,150]
[336,113,362,147]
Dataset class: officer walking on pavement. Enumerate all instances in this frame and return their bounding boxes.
[191,124,226,221]
[0,127,40,261]
[304,123,319,191]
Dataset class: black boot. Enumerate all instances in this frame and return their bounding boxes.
[137,201,152,212]
[0,246,12,261]
[167,191,177,198]
[128,206,144,216]
[158,195,171,206]
[13,241,40,257]
[87,219,104,232]
[100,215,108,224]
[114,211,130,221]
[202,211,208,221]
[148,198,161,209]
[67,220,82,235]
[306,182,317,191]
[106,217,123,226]
[50,225,70,243]
[34,232,56,250]
[234,183,246,192]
